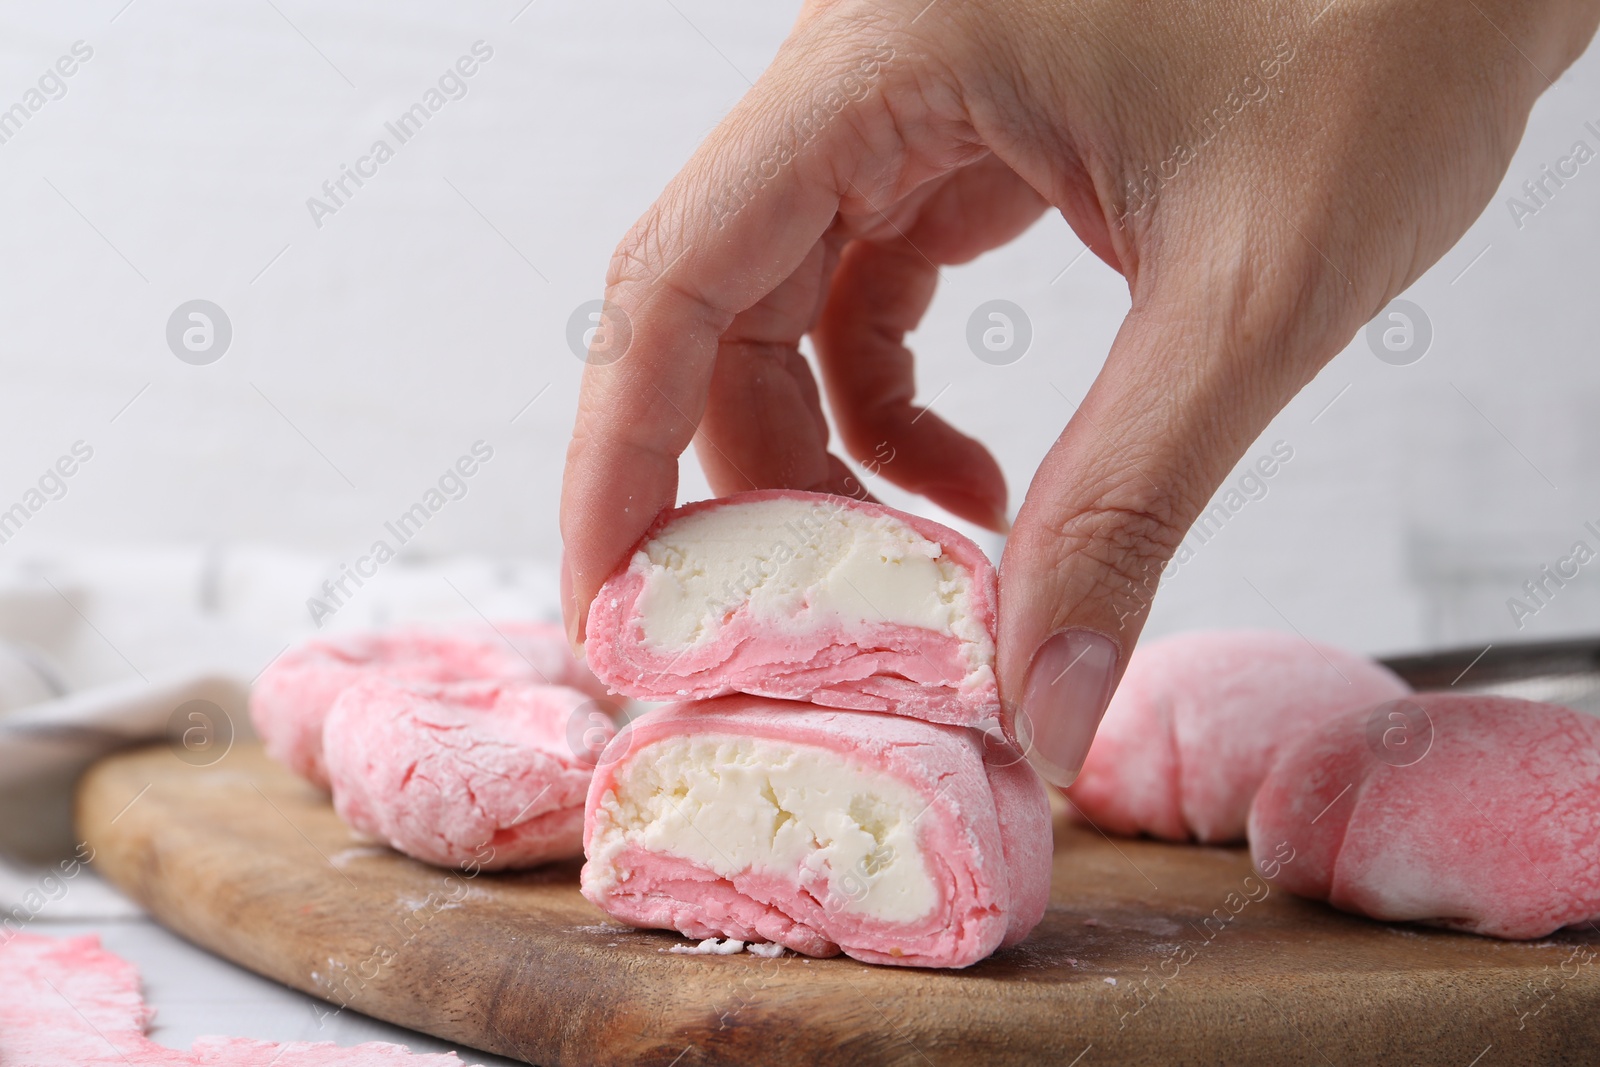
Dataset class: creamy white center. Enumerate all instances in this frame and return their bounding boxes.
[632,497,981,655]
[589,734,938,923]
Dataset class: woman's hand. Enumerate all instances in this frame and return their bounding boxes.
[561,0,1598,784]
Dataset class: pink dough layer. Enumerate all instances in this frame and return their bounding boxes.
[0,933,460,1065]
[1066,629,1410,843]
[251,620,607,789]
[580,696,1050,968]
[584,490,1000,726]
[323,678,613,870]
[1248,692,1600,939]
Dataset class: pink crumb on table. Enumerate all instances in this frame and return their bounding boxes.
[583,490,1001,727]
[1248,692,1600,939]
[323,678,614,870]
[1066,630,1411,843]
[0,933,460,1065]
[251,621,607,790]
[580,696,1050,969]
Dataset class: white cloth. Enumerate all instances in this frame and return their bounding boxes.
[0,543,562,905]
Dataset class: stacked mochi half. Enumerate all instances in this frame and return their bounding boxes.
[251,621,617,871]
[580,490,1052,967]
[248,490,1051,969]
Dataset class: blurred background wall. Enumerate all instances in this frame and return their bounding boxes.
[0,0,1597,688]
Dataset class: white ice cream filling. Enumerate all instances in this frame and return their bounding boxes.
[589,734,939,924]
[631,497,988,666]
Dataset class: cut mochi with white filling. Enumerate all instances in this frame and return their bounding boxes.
[588,734,937,923]
[580,696,1050,968]
[584,490,999,725]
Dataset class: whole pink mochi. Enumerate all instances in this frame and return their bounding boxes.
[323,678,614,870]
[251,621,606,789]
[581,696,1051,968]
[584,490,1001,726]
[1248,692,1600,939]
[1066,629,1410,842]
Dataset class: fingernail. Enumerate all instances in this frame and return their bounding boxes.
[560,552,584,655]
[1018,629,1119,787]
[565,612,583,658]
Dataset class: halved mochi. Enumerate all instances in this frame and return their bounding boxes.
[580,695,1050,968]
[583,490,999,725]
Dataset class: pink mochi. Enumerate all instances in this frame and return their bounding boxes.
[580,696,1051,968]
[251,621,605,789]
[1066,630,1410,843]
[323,678,614,870]
[584,490,1000,726]
[1249,692,1600,940]
[0,932,460,1064]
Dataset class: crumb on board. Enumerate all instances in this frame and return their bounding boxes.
[663,937,788,958]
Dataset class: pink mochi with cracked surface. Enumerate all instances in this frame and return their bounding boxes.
[0,933,460,1065]
[1066,629,1410,843]
[252,621,606,789]
[580,696,1051,968]
[584,490,1000,726]
[323,678,614,870]
[1249,692,1600,940]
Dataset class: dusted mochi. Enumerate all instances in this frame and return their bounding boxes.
[251,621,605,789]
[580,696,1050,968]
[323,678,613,870]
[1066,629,1410,843]
[0,932,461,1064]
[584,490,999,726]
[1248,693,1600,940]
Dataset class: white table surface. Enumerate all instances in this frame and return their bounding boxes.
[15,869,529,1066]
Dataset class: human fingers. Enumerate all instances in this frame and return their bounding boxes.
[560,25,917,644]
[812,157,1049,530]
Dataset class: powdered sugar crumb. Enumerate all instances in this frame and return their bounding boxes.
[663,937,787,958]
[329,846,392,868]
[668,937,746,955]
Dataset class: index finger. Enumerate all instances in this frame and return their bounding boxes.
[559,29,912,644]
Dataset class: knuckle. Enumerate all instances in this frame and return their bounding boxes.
[605,209,671,294]
[1045,489,1189,612]
[602,205,729,332]
[1212,227,1339,339]
[1160,223,1370,401]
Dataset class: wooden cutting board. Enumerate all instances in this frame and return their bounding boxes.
[79,742,1599,1066]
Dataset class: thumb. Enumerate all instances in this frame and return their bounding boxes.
[998,245,1367,787]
